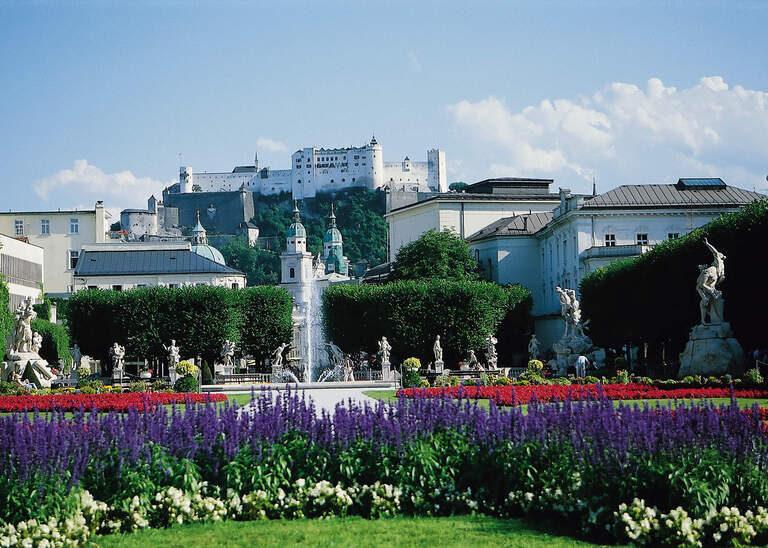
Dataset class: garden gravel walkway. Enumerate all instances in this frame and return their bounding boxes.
[238,387,386,415]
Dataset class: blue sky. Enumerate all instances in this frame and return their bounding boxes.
[1,0,766,212]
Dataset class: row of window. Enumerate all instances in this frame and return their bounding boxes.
[86,282,241,291]
[604,232,679,247]
[14,218,79,236]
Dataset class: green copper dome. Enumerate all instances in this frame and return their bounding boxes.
[192,244,226,265]
[287,200,306,238]
[323,203,342,243]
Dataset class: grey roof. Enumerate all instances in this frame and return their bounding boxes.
[581,184,765,209]
[467,212,554,242]
[388,192,560,214]
[74,249,244,277]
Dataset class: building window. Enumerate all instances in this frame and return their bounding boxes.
[231,283,239,289]
[289,267,295,279]
[668,232,680,240]
[14,219,23,236]
[112,285,123,291]
[352,178,355,182]
[636,233,649,245]
[168,284,177,289]
[605,234,616,247]
[40,219,50,235]
[87,286,97,290]
[70,218,79,234]
[69,250,79,269]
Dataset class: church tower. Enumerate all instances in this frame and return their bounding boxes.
[323,203,349,275]
[280,200,314,284]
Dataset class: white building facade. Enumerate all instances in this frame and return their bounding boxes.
[0,234,44,311]
[0,202,110,296]
[177,137,447,200]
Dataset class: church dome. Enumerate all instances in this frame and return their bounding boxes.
[287,221,307,238]
[192,244,226,265]
[323,203,342,243]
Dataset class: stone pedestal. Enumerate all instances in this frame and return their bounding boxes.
[1,352,55,389]
[381,361,391,381]
[434,360,444,374]
[678,322,744,378]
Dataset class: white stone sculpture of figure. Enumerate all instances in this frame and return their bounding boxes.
[164,340,180,369]
[566,289,581,325]
[343,356,355,382]
[221,340,236,366]
[528,334,540,360]
[555,286,571,335]
[272,342,289,367]
[70,344,83,370]
[468,349,483,371]
[11,297,37,354]
[485,335,498,367]
[433,335,443,362]
[378,336,392,365]
[696,238,726,324]
[555,286,583,338]
[31,332,43,355]
[109,342,125,372]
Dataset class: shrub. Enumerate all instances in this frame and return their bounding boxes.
[173,376,199,393]
[30,319,71,367]
[77,366,91,378]
[129,381,149,393]
[32,299,52,321]
[745,368,764,384]
[0,280,11,363]
[323,280,531,365]
[402,357,421,370]
[0,381,19,395]
[494,376,513,386]
[150,380,169,392]
[526,359,543,375]
[77,380,104,392]
[584,376,600,384]
[616,369,630,384]
[175,360,199,377]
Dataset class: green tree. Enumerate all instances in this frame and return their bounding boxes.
[390,229,479,281]
[219,237,281,286]
[0,278,11,363]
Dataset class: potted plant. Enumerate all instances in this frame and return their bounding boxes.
[139,365,152,379]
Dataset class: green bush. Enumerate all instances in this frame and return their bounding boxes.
[77,380,104,392]
[0,381,19,395]
[402,357,421,370]
[616,370,630,384]
[32,299,52,321]
[584,376,600,384]
[67,286,291,368]
[30,319,71,368]
[581,199,768,356]
[0,279,11,363]
[128,381,149,393]
[173,375,199,393]
[526,360,543,375]
[401,369,422,389]
[323,280,531,366]
[150,380,169,392]
[745,368,764,384]
[175,360,199,377]
[389,229,479,282]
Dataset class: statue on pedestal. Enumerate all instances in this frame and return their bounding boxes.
[272,342,289,368]
[11,297,37,354]
[70,344,82,372]
[485,335,498,368]
[1,296,55,388]
[433,336,443,362]
[378,336,392,365]
[221,340,236,367]
[696,238,726,324]
[164,340,180,370]
[109,343,125,376]
[528,334,540,361]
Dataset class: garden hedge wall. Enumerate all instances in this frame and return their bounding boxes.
[68,285,292,370]
[30,318,71,368]
[0,280,11,363]
[322,280,532,365]
[580,199,768,358]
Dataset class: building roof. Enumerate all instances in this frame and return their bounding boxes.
[466,177,554,194]
[191,244,226,265]
[467,212,554,242]
[580,182,764,209]
[387,192,561,215]
[74,248,243,277]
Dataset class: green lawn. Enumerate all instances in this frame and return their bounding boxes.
[362,390,768,411]
[95,515,599,547]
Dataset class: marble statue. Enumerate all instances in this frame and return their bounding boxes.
[70,344,82,370]
[485,335,498,368]
[468,349,482,371]
[11,297,37,354]
[433,336,443,362]
[109,342,125,372]
[343,356,355,382]
[378,336,392,365]
[272,342,289,367]
[528,334,540,360]
[221,340,236,366]
[678,239,744,377]
[550,286,597,377]
[696,238,726,324]
[164,340,180,369]
[556,286,583,338]
[31,332,43,355]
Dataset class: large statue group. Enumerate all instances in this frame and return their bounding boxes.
[1,296,54,388]
[10,296,37,354]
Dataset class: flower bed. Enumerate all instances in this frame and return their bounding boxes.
[2,391,768,545]
[397,383,768,405]
[0,392,226,412]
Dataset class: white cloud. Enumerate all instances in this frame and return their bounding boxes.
[449,76,768,193]
[256,137,287,153]
[34,159,172,210]
[407,51,422,73]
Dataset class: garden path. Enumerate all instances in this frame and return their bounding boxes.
[237,387,387,415]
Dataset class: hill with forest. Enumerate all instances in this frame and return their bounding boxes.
[219,188,387,286]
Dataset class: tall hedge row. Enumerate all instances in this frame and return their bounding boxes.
[322,280,532,365]
[0,280,11,363]
[580,199,768,358]
[30,319,71,368]
[67,285,292,370]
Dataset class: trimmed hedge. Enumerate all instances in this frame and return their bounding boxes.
[581,199,768,357]
[68,286,292,371]
[322,280,532,366]
[30,319,71,368]
[0,280,11,363]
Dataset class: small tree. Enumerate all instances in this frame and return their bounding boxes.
[192,184,202,192]
[390,229,479,282]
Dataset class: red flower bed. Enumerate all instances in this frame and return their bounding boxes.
[397,383,768,406]
[0,392,227,412]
